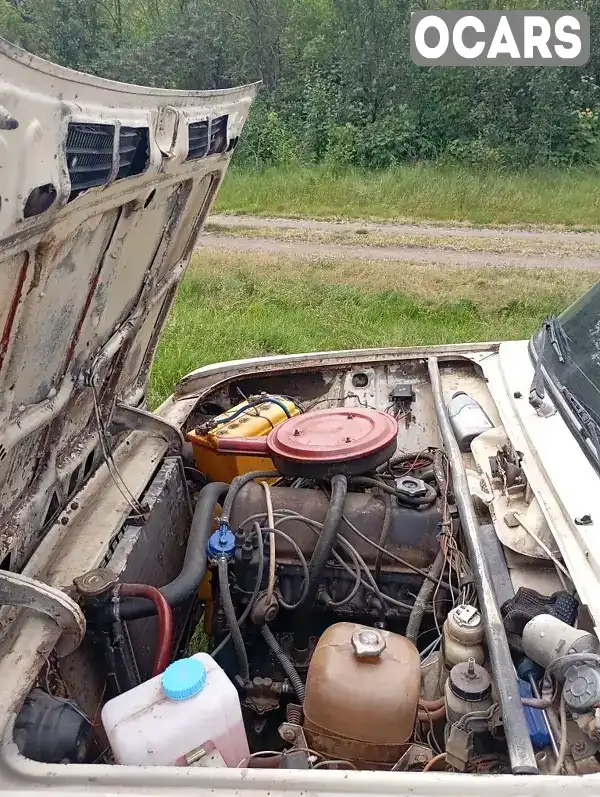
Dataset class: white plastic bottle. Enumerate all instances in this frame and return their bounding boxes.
[446,391,493,452]
[101,654,249,767]
[442,604,485,668]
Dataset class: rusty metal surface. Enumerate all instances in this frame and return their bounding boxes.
[0,569,85,657]
[108,456,192,681]
[0,39,258,574]
[230,481,442,570]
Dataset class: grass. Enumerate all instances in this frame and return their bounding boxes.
[148,248,596,407]
[215,164,600,229]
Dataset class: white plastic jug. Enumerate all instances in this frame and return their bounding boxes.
[101,653,249,767]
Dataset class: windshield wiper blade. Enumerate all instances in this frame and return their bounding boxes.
[544,315,566,363]
[562,386,600,462]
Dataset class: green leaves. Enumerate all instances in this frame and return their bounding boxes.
[1,0,599,169]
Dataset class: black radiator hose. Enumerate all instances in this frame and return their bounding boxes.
[220,470,279,526]
[293,473,348,649]
[119,481,229,621]
[218,556,250,684]
[261,624,305,702]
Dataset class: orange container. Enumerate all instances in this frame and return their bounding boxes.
[187,396,300,483]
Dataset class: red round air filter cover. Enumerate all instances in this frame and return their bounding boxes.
[267,407,398,465]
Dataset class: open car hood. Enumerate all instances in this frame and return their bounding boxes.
[0,38,258,572]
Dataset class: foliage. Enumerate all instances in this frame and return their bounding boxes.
[2,0,600,169]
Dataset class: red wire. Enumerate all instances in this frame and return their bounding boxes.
[119,583,174,676]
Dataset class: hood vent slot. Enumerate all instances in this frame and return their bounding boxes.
[187,120,209,160]
[117,127,150,180]
[66,123,115,200]
[67,124,149,201]
[208,114,228,154]
[187,115,228,160]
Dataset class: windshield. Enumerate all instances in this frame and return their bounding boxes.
[532,280,600,428]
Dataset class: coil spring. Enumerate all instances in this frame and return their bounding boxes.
[286,703,303,724]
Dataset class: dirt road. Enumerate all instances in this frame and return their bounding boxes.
[201,214,600,271]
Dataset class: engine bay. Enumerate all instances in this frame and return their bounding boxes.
[11,356,600,777]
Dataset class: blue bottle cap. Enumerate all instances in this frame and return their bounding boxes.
[161,657,207,701]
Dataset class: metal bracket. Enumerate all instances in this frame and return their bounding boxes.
[110,402,185,452]
[279,721,308,751]
[391,744,434,772]
[0,570,85,657]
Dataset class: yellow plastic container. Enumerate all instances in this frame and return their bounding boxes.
[187,396,300,483]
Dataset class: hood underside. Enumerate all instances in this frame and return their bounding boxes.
[0,38,258,572]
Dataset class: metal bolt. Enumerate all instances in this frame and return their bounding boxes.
[293,429,301,436]
[573,740,586,753]
[282,728,296,742]
[70,501,79,510]
[514,391,522,399]
[60,516,69,526]
[345,437,352,443]
[467,657,476,676]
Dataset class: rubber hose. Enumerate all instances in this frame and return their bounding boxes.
[547,652,600,681]
[218,556,249,683]
[210,522,265,659]
[119,481,229,621]
[373,490,393,586]
[377,451,434,474]
[417,703,446,723]
[293,474,348,649]
[419,696,445,712]
[221,470,279,525]
[306,474,348,594]
[119,583,174,676]
[261,624,305,703]
[349,476,437,507]
[405,550,446,644]
[433,450,448,494]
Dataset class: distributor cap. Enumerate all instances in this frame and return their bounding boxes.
[207,523,236,559]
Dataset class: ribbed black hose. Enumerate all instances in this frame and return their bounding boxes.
[405,550,445,644]
[119,481,229,621]
[405,450,449,643]
[261,624,305,702]
[294,474,347,649]
[218,556,249,683]
[221,470,279,525]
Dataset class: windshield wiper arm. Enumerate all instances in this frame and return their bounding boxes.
[562,386,600,463]
[529,315,567,411]
[544,315,566,363]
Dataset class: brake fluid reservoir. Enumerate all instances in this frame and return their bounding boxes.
[303,623,420,768]
[101,655,249,767]
[443,604,485,668]
[444,659,493,724]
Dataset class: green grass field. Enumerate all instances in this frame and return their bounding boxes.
[215,164,600,228]
[149,249,596,407]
